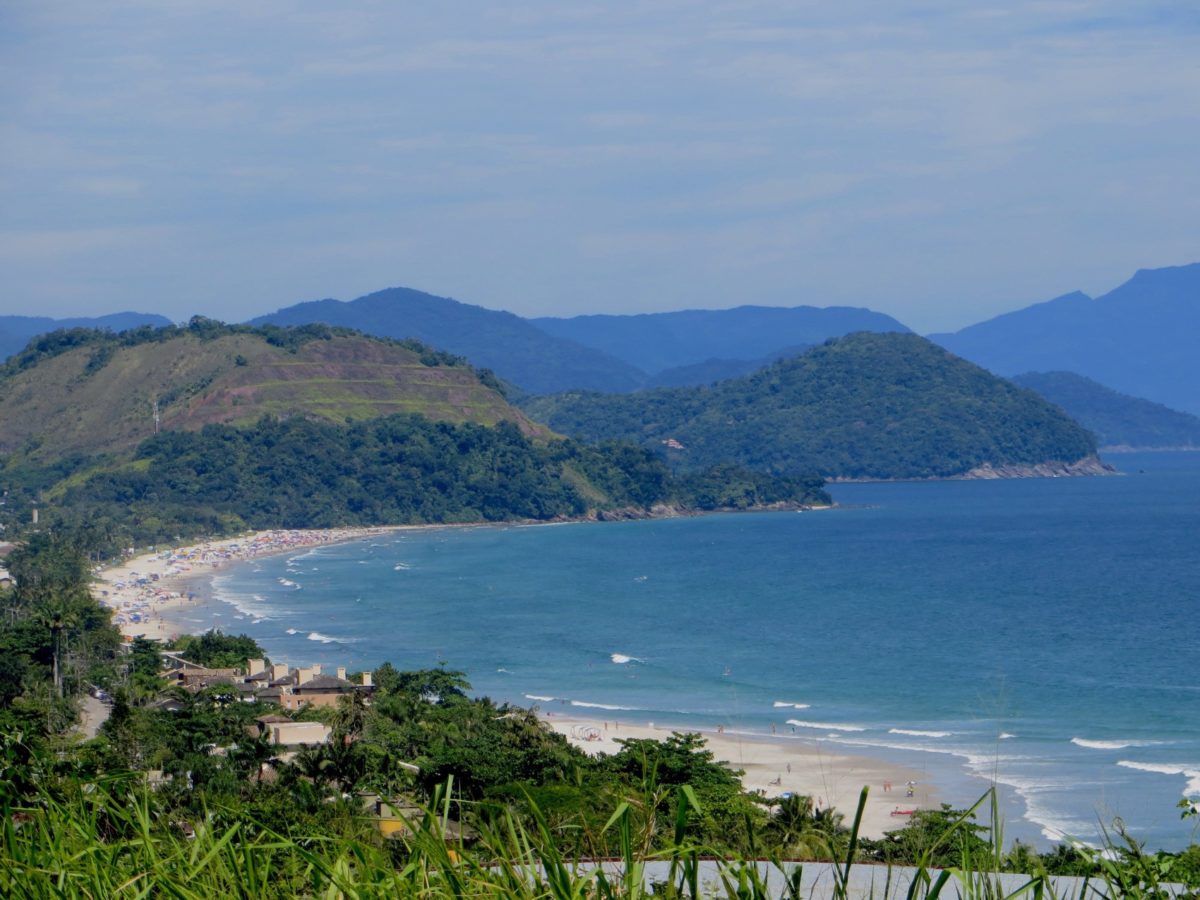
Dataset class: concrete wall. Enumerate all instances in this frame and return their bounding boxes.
[269,721,331,746]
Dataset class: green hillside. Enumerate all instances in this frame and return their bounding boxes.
[48,416,826,545]
[0,321,828,547]
[523,333,1101,480]
[0,319,547,463]
[1013,371,1200,449]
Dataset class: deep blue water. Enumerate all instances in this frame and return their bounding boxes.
[188,452,1200,850]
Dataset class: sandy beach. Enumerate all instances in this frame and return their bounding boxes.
[91,527,390,641]
[543,714,938,839]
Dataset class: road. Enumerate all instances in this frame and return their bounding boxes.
[77,693,110,740]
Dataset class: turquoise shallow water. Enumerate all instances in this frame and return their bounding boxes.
[187,451,1200,850]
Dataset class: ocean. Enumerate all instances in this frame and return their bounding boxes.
[184,451,1200,851]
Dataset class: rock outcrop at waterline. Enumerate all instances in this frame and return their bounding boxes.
[959,455,1117,480]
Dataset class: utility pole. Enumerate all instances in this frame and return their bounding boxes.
[152,398,161,434]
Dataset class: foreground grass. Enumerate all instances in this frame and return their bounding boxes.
[3,777,1196,900]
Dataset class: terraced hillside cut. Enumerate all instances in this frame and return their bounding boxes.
[0,323,547,463]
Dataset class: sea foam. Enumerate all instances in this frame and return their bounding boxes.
[787,719,866,732]
[307,631,345,644]
[610,653,643,664]
[210,576,287,620]
[889,728,953,738]
[1072,738,1160,750]
[773,701,811,709]
[524,694,556,703]
[571,700,641,711]
[1117,761,1200,796]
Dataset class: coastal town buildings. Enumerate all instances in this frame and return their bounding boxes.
[158,652,374,709]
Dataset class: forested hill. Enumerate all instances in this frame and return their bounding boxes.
[250,287,646,394]
[0,320,828,549]
[1013,371,1200,450]
[0,319,547,463]
[51,416,828,546]
[522,333,1101,480]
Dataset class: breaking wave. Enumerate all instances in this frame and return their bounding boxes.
[1072,738,1160,750]
[571,700,642,711]
[787,719,866,732]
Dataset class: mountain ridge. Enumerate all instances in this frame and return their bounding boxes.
[1013,371,1200,450]
[250,287,647,395]
[930,263,1200,414]
[533,304,910,374]
[0,312,172,361]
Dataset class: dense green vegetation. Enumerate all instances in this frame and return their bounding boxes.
[0,320,828,557]
[523,333,1099,480]
[0,532,123,734]
[17,414,825,551]
[1,538,1197,896]
[173,630,268,669]
[1014,371,1200,449]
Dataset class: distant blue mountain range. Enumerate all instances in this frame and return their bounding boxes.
[4,262,1197,412]
[0,312,172,361]
[533,305,909,374]
[929,263,1200,414]
[248,287,647,395]
[250,290,909,394]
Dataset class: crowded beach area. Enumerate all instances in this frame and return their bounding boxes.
[92,528,386,641]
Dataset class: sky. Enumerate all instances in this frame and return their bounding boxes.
[2,2,1199,333]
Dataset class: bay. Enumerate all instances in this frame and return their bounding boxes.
[188,451,1200,850]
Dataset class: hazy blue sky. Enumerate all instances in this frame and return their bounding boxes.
[3,2,1198,332]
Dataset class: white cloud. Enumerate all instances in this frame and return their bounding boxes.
[1,0,1198,325]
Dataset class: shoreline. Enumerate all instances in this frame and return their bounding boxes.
[92,526,406,641]
[91,506,837,642]
[541,713,940,840]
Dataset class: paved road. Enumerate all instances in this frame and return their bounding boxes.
[77,694,110,740]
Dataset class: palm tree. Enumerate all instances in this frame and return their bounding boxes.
[292,745,335,791]
[329,691,368,744]
[33,598,81,698]
[767,793,847,859]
